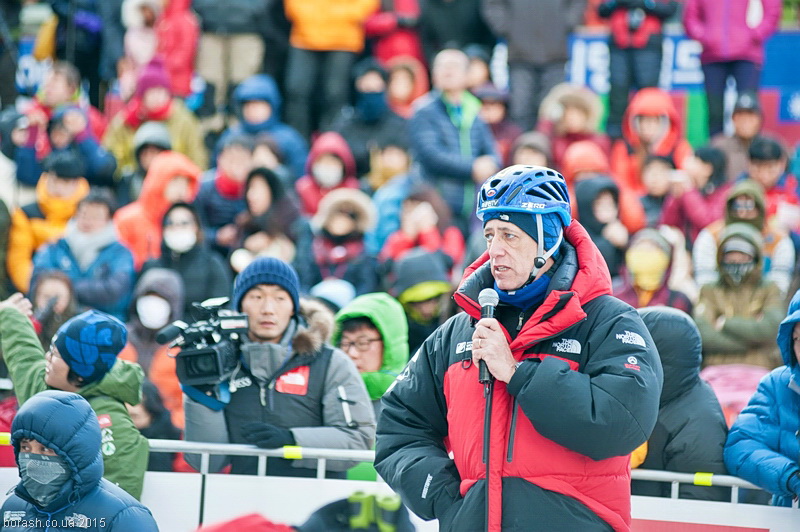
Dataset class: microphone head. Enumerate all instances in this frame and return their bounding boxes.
[478,288,499,308]
[534,256,546,268]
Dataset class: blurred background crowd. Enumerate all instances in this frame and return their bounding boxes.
[0,0,797,504]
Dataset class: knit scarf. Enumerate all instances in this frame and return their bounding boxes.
[63,220,119,271]
[123,97,173,129]
[215,170,246,199]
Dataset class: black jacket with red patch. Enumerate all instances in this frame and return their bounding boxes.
[375,222,662,531]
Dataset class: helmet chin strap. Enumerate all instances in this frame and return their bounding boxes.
[529,213,563,282]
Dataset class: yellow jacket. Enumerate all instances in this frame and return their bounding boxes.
[285,0,378,52]
[7,177,89,292]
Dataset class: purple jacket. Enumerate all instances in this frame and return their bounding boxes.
[683,0,781,65]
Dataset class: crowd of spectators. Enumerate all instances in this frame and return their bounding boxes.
[0,0,798,521]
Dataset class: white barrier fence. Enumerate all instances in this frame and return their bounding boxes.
[1,439,797,531]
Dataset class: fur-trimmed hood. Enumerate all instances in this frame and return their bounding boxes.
[539,82,603,135]
[311,188,376,234]
[292,298,335,355]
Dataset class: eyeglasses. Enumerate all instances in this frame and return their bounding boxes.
[340,337,382,352]
[732,198,756,212]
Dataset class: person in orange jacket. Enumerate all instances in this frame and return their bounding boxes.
[113,150,200,270]
[283,0,380,138]
[562,139,646,234]
[610,87,693,196]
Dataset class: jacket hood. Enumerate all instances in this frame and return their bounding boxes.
[724,179,766,229]
[777,290,800,374]
[390,248,451,299]
[562,140,611,184]
[622,88,683,156]
[133,121,172,153]
[387,56,430,106]
[11,391,103,508]
[163,0,192,15]
[305,131,357,179]
[574,176,619,234]
[539,82,603,134]
[122,0,162,29]
[35,176,90,223]
[333,293,410,400]
[131,267,185,323]
[312,187,376,234]
[234,74,282,118]
[638,307,701,405]
[455,221,612,348]
[716,222,764,286]
[81,359,145,405]
[138,151,201,225]
[292,298,335,356]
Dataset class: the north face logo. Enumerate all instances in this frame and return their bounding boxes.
[616,331,646,348]
[553,338,581,354]
[455,341,474,354]
[276,366,310,395]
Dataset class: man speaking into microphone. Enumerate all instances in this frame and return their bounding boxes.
[375,165,663,532]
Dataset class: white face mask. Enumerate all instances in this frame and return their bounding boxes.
[163,229,197,253]
[312,163,344,189]
[137,295,172,330]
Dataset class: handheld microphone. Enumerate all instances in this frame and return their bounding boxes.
[477,288,499,385]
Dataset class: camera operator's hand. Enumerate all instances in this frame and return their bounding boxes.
[242,422,296,449]
[472,318,516,383]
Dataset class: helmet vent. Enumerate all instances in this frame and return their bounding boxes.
[506,185,522,203]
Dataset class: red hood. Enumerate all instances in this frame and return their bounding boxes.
[305,131,357,179]
[621,87,683,157]
[454,221,612,349]
[561,140,610,185]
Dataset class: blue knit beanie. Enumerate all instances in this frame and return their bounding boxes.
[232,257,301,313]
[483,211,564,259]
[52,310,128,385]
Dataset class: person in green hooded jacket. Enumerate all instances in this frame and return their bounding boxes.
[0,294,149,499]
[334,292,409,480]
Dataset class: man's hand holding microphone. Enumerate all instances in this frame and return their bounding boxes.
[472,289,518,384]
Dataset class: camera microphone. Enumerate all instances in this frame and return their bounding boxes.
[155,321,187,345]
[477,288,499,385]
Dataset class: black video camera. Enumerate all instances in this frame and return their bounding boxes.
[156,297,248,386]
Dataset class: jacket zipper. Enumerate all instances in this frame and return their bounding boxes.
[506,398,519,462]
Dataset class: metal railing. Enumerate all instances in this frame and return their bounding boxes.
[147,439,800,508]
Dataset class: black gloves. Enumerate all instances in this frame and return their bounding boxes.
[242,422,296,449]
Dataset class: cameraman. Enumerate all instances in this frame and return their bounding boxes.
[183,257,376,477]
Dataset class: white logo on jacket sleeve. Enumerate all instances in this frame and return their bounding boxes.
[553,338,581,354]
[615,331,646,348]
[455,341,473,354]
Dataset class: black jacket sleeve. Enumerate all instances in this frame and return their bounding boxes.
[374,325,462,521]
[508,298,663,460]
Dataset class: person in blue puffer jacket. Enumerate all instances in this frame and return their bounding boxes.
[216,74,308,180]
[724,288,800,506]
[0,390,158,530]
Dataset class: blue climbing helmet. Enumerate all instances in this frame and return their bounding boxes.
[477,165,572,278]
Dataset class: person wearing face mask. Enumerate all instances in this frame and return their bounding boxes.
[295,131,361,216]
[613,228,692,313]
[32,190,135,321]
[0,299,149,500]
[143,202,231,320]
[694,223,785,369]
[119,268,187,429]
[114,150,201,270]
[331,58,408,178]
[0,390,158,531]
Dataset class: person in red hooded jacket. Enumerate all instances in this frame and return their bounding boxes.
[375,165,661,532]
[295,131,361,216]
[364,0,425,66]
[563,139,646,234]
[114,150,201,270]
[610,87,693,196]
